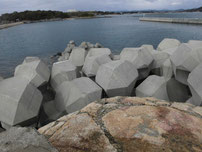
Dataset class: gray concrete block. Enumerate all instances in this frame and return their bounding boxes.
[188,63,202,106]
[86,48,112,58]
[120,47,153,79]
[96,60,139,97]
[141,44,154,52]
[0,77,43,126]
[0,127,58,152]
[157,38,181,51]
[160,59,173,80]
[51,60,78,89]
[55,77,102,113]
[170,43,202,85]
[166,78,190,102]
[15,58,50,87]
[69,47,88,68]
[150,51,170,75]
[136,75,169,100]
[82,54,112,77]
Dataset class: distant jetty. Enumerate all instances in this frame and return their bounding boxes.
[0,22,24,30]
[140,17,202,25]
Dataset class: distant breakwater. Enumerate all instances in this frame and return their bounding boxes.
[139,17,202,25]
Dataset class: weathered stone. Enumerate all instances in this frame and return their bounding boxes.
[193,106,202,116]
[69,48,87,68]
[136,75,169,100]
[55,77,102,113]
[120,47,153,79]
[0,77,42,126]
[150,51,170,75]
[95,43,103,48]
[157,38,181,51]
[166,78,190,102]
[15,59,50,87]
[160,59,173,80]
[188,63,202,106]
[82,54,112,77]
[170,43,202,85]
[58,52,69,62]
[171,102,194,112]
[39,97,202,152]
[96,60,138,97]
[51,60,78,89]
[0,127,58,152]
[39,113,116,152]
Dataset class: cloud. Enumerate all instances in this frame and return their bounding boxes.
[0,0,202,14]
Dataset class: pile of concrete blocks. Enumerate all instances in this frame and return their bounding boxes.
[1,39,202,132]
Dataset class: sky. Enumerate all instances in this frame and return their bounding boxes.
[0,0,202,15]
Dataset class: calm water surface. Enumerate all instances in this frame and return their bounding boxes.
[1,12,202,77]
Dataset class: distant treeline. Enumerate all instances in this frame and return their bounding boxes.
[0,10,95,22]
[185,7,202,12]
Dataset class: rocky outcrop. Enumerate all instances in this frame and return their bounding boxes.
[39,97,202,152]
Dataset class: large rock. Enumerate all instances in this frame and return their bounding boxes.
[120,47,153,79]
[136,75,169,100]
[0,77,42,126]
[150,51,170,75]
[86,48,112,58]
[188,63,202,106]
[170,43,202,85]
[58,52,69,62]
[51,60,78,89]
[0,127,58,152]
[141,44,154,52]
[39,97,202,152]
[69,48,87,68]
[96,60,139,97]
[157,38,181,51]
[15,58,50,87]
[82,54,112,77]
[55,77,102,113]
[166,78,190,102]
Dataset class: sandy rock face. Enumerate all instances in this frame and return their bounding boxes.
[39,97,202,152]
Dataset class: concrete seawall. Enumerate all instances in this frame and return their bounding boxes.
[0,22,24,30]
[139,17,202,25]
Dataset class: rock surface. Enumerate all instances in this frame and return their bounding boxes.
[157,38,181,51]
[39,97,202,152]
[0,127,58,152]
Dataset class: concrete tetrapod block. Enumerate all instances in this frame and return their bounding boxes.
[15,58,50,87]
[51,60,78,90]
[0,77,43,126]
[150,50,170,75]
[55,77,102,113]
[96,60,139,97]
[86,48,112,58]
[120,47,153,79]
[69,47,88,69]
[160,59,173,80]
[136,75,169,100]
[141,44,154,52]
[170,43,202,85]
[82,54,112,77]
[162,47,178,56]
[157,38,181,51]
[188,40,202,49]
[188,63,202,106]
[166,78,190,102]
[23,56,40,63]
[0,127,58,152]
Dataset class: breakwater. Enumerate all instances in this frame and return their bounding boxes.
[139,17,202,25]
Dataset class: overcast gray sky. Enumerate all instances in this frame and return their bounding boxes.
[0,0,202,15]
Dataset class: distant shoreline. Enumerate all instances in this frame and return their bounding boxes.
[0,16,111,30]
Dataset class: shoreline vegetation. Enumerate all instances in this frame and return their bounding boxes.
[0,6,202,30]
